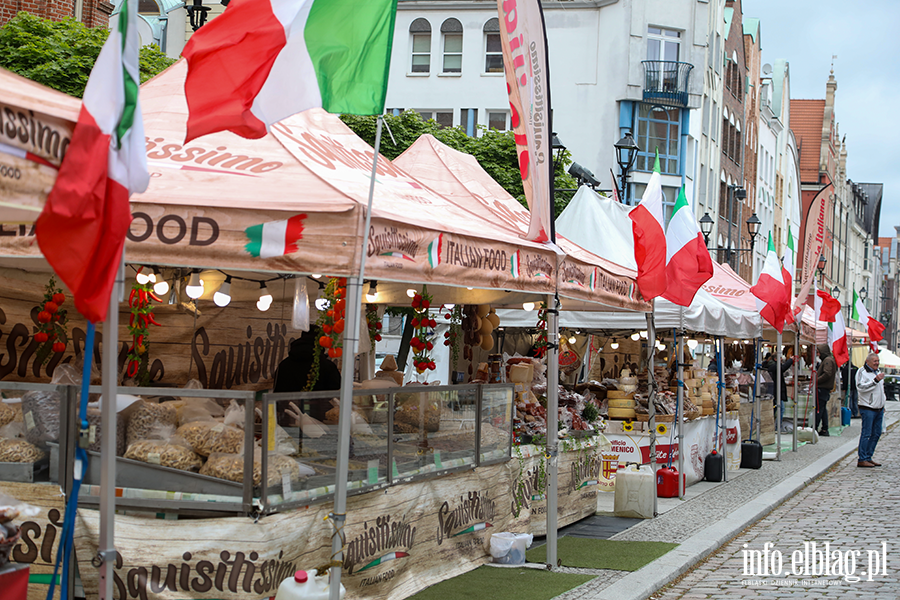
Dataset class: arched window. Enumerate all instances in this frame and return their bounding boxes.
[139,0,161,13]
[410,18,431,74]
[483,18,503,73]
[441,18,463,73]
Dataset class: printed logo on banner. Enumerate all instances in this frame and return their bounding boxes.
[597,453,619,491]
[345,514,417,575]
[560,262,587,288]
[436,491,496,545]
[727,427,738,444]
[510,250,521,278]
[427,233,443,268]
[368,226,420,261]
[589,268,598,291]
[569,451,600,492]
[244,213,306,258]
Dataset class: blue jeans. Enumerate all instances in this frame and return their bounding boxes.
[858,407,884,462]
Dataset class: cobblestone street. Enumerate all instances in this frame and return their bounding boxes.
[649,421,900,599]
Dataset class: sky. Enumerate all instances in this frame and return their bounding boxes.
[746,0,900,239]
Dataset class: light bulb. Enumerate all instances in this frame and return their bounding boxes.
[365,281,378,302]
[743,340,751,345]
[185,272,204,299]
[153,279,170,296]
[657,342,666,351]
[315,298,330,311]
[406,288,417,298]
[257,298,272,311]
[444,304,455,310]
[522,302,535,311]
[214,276,232,307]
[687,339,699,350]
[136,270,151,285]
[258,282,272,304]
[610,339,619,350]
[630,332,640,341]
[312,274,322,279]
[568,336,577,344]
[467,287,473,290]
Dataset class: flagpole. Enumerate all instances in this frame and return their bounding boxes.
[99,256,123,600]
[330,116,383,600]
[676,329,684,500]
[545,295,559,568]
[793,333,799,451]
[646,312,657,517]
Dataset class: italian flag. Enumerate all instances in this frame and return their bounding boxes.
[815,288,841,323]
[427,234,442,268]
[35,0,149,324]
[182,0,398,142]
[245,214,306,258]
[782,228,800,323]
[510,251,521,278]
[750,234,790,333]
[828,311,849,367]
[661,186,712,307]
[852,288,886,343]
[628,153,667,300]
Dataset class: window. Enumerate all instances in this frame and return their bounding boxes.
[139,0,160,13]
[410,19,432,74]
[461,108,478,136]
[647,27,680,62]
[414,110,453,128]
[635,104,680,174]
[441,18,463,74]
[484,18,503,73]
[488,111,508,131]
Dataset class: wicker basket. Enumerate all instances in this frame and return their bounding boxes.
[636,413,676,422]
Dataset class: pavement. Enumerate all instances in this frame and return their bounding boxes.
[512,402,900,600]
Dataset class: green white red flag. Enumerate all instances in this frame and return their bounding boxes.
[629,153,667,299]
[35,0,149,323]
[751,233,790,333]
[828,311,849,367]
[183,0,398,142]
[662,186,712,306]
[852,288,885,343]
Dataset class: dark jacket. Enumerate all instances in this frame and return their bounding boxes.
[816,343,837,391]
[841,362,859,392]
[763,357,794,402]
[273,331,341,420]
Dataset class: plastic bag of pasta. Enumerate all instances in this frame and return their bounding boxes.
[124,424,203,472]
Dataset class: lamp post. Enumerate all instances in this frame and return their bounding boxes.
[614,131,639,204]
[699,212,714,247]
[186,0,211,30]
[817,254,827,288]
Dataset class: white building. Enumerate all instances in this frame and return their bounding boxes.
[385,0,726,223]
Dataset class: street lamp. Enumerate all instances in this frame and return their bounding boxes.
[186,0,211,30]
[832,286,840,300]
[860,287,868,301]
[699,212,714,246]
[746,213,762,253]
[816,255,827,286]
[552,133,566,170]
[614,131,640,204]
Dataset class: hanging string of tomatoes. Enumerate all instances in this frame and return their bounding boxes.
[318,277,346,359]
[410,287,437,374]
[126,273,162,380]
[366,304,383,348]
[533,302,549,359]
[33,276,68,363]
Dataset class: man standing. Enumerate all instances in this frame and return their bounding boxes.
[856,353,886,468]
[815,344,837,436]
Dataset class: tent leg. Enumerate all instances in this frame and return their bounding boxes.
[776,332,782,461]
[676,330,684,500]
[718,336,726,482]
[793,335,799,451]
[646,312,657,517]
[98,258,123,600]
[546,295,560,568]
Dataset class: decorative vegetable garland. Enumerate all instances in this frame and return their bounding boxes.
[33,276,68,363]
[366,304,382,348]
[442,304,462,366]
[410,287,436,374]
[317,277,346,359]
[533,302,549,358]
[126,274,162,382]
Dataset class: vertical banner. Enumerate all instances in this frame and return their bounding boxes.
[794,182,833,316]
[496,0,552,242]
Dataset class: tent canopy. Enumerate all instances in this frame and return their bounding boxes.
[0,62,648,313]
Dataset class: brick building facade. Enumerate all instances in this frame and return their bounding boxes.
[0,0,113,29]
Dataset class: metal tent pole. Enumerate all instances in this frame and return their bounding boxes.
[793,334,799,451]
[546,296,560,567]
[98,259,123,600]
[718,336,727,482]
[776,331,782,461]
[646,312,657,517]
[676,330,684,499]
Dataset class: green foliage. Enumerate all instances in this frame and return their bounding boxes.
[341,111,579,216]
[0,12,176,98]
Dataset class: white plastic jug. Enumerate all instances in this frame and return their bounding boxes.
[613,464,654,519]
[490,532,533,565]
[274,570,345,600]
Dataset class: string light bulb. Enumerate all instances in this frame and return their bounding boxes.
[568,335,577,344]
[257,282,273,311]
[185,272,204,299]
[522,302,535,311]
[135,268,151,285]
[153,268,169,296]
[630,332,640,341]
[214,276,232,307]
[366,281,378,303]
[406,288,417,298]
[610,338,619,350]
[687,339,699,350]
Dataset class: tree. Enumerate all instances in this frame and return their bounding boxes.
[0,12,176,98]
[340,111,580,216]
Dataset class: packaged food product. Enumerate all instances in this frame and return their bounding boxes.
[126,401,177,448]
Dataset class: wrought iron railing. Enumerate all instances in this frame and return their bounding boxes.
[641,61,693,107]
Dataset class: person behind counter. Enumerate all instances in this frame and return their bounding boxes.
[273,329,341,421]
[815,343,837,436]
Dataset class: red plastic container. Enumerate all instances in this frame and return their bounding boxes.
[656,466,685,498]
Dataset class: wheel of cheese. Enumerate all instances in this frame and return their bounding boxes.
[607,398,635,409]
[608,407,636,419]
[701,407,715,416]
[607,390,634,399]
[701,399,715,409]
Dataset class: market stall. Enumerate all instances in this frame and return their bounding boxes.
[0,64,651,600]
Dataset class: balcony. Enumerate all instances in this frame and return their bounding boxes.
[641,61,693,108]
